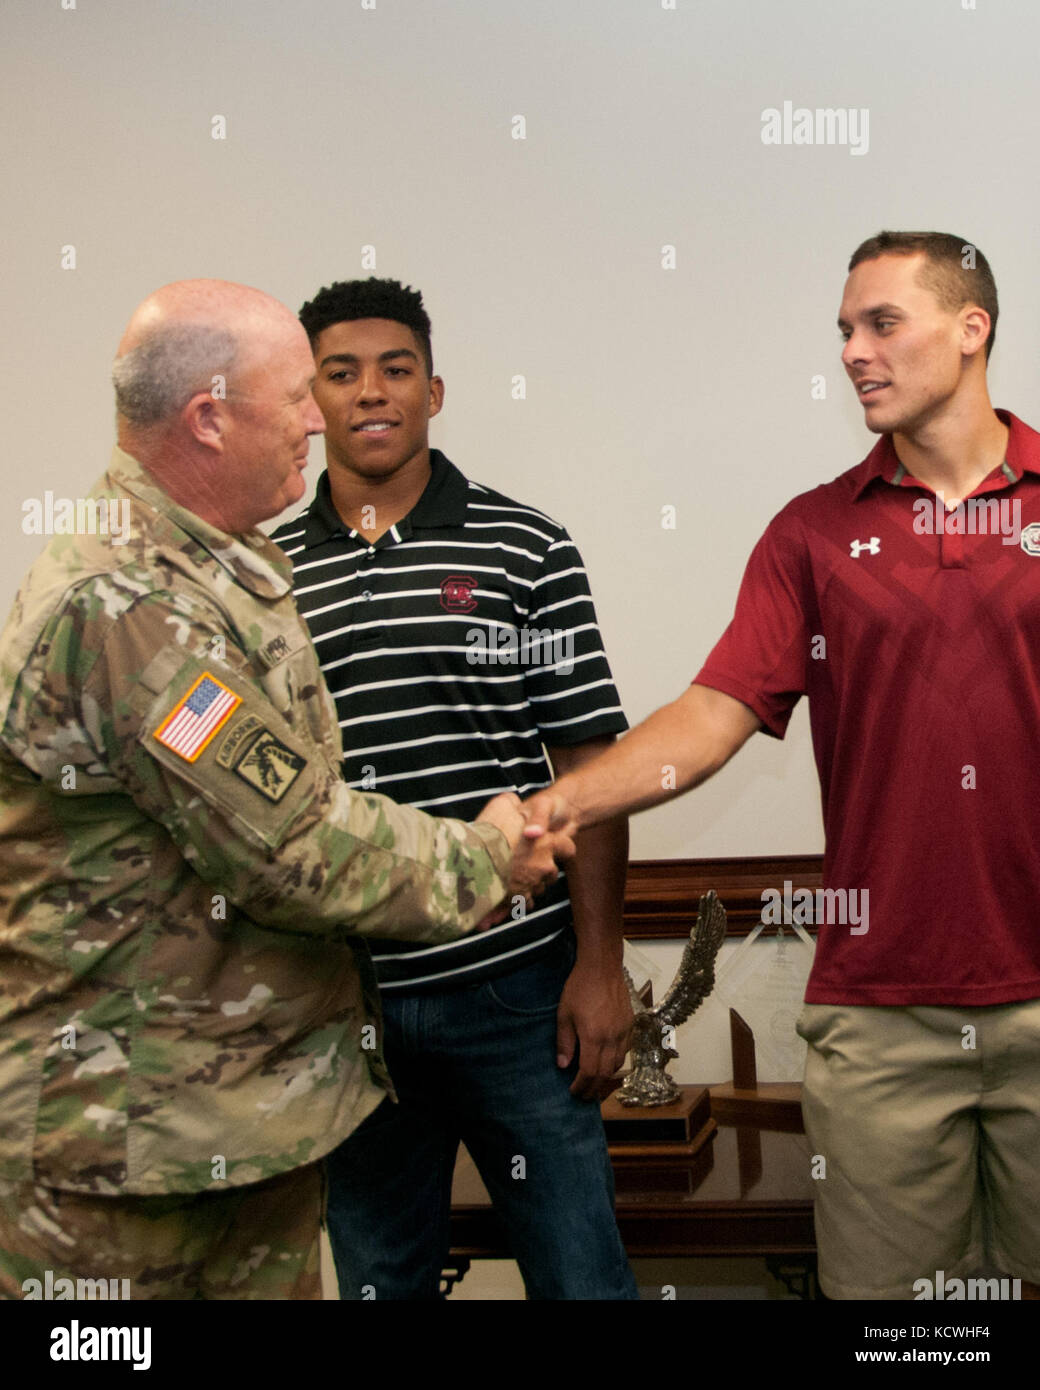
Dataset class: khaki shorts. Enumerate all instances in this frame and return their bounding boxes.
[0,1161,324,1301]
[797,1000,1040,1300]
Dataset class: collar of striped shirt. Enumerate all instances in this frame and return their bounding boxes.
[299,449,469,549]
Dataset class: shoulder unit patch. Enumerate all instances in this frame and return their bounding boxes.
[230,728,306,802]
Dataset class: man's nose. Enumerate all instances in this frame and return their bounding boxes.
[304,394,326,434]
[357,368,387,402]
[841,330,869,368]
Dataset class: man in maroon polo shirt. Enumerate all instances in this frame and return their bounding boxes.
[525,231,1040,1301]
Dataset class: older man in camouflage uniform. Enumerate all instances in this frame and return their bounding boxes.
[0,280,568,1300]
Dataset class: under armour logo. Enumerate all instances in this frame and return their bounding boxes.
[850,537,880,558]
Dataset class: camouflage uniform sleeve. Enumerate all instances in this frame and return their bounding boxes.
[68,587,512,942]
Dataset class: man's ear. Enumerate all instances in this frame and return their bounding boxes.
[961,306,991,361]
[428,374,445,420]
[183,391,229,450]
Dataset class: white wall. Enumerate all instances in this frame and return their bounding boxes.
[5,0,1037,869]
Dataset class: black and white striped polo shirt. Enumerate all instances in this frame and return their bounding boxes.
[271,449,627,991]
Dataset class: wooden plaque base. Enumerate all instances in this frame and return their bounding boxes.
[709,1008,805,1131]
[602,1084,717,1161]
[708,1081,804,1132]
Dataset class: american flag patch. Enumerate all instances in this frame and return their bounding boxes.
[153,673,242,763]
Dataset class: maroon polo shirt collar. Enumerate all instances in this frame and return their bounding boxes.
[848,409,1040,500]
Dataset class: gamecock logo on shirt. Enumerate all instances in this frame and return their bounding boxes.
[440,574,478,613]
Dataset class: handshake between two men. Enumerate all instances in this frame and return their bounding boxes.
[471,790,576,912]
[478,682,762,918]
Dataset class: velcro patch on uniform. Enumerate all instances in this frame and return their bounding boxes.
[215,714,266,769]
[152,672,242,763]
[230,728,306,803]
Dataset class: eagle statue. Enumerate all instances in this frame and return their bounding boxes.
[615,889,728,1106]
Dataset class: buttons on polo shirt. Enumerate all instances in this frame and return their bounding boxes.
[355,576,384,646]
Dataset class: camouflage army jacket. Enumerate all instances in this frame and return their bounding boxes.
[0,448,510,1195]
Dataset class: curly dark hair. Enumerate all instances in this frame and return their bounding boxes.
[298,277,433,374]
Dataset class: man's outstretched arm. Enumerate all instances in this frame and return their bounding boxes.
[525,684,762,838]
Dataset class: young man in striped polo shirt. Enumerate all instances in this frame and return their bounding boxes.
[271,278,637,1300]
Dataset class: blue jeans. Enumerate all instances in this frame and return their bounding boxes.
[325,934,637,1300]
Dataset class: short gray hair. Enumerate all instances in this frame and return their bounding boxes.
[112,323,239,426]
